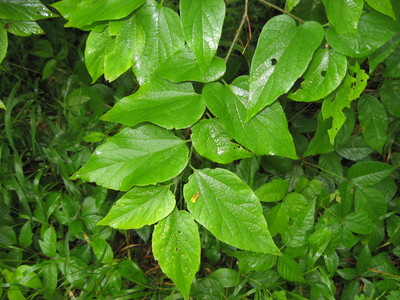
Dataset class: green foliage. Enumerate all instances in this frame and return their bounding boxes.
[1,0,400,299]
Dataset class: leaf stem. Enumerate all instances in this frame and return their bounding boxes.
[257,0,305,24]
[225,0,249,63]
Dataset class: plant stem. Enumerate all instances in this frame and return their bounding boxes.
[258,0,305,24]
[225,0,249,62]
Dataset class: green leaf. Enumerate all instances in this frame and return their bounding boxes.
[209,269,239,288]
[71,124,189,191]
[282,200,315,247]
[98,186,175,229]
[380,79,400,117]
[42,264,58,293]
[266,203,289,237]
[85,27,112,82]
[288,49,347,102]
[52,0,144,28]
[358,95,388,153]
[0,225,17,246]
[0,0,56,21]
[91,237,114,264]
[326,12,400,58]
[155,48,226,83]
[19,221,33,247]
[335,135,374,161]
[0,27,7,64]
[104,14,145,82]
[191,119,254,164]
[42,59,57,80]
[203,77,297,159]
[285,0,300,12]
[277,255,304,282]
[153,210,200,300]
[322,0,363,35]
[348,161,394,186]
[14,265,42,289]
[0,20,43,36]
[365,0,396,20]
[369,32,400,73]
[39,227,57,257]
[344,211,374,235]
[180,0,225,74]
[132,0,185,84]
[184,168,280,255]
[118,260,147,285]
[321,67,368,143]
[247,15,324,120]
[304,112,334,156]
[102,78,205,130]
[385,44,400,78]
[254,178,288,202]
[230,251,277,274]
[355,187,387,220]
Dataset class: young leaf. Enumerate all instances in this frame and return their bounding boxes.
[0,0,57,21]
[358,95,388,153]
[132,0,185,83]
[155,48,226,83]
[98,186,175,229]
[285,0,300,12]
[153,210,200,300]
[39,227,57,257]
[52,0,144,28]
[71,124,189,191]
[104,14,145,82]
[321,67,368,143]
[191,119,254,164]
[254,178,289,202]
[322,0,363,35]
[180,0,225,74]
[203,76,297,159]
[247,15,324,120]
[348,161,394,187]
[288,49,347,102]
[365,0,396,20]
[184,168,281,255]
[102,78,205,129]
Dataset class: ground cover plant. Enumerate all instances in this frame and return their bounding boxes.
[0,0,399,299]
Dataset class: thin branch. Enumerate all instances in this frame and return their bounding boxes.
[258,0,305,24]
[225,0,249,63]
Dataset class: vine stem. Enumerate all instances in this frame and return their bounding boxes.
[225,0,249,63]
[258,0,305,24]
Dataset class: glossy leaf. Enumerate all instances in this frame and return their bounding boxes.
[184,168,280,255]
[348,161,394,186]
[0,27,7,64]
[191,119,254,164]
[85,27,112,82]
[0,0,56,21]
[285,0,300,12]
[358,95,388,153]
[230,251,277,273]
[105,15,145,82]
[380,79,400,117]
[266,203,289,237]
[71,124,189,191]
[365,0,396,20]
[322,0,363,35]
[102,78,205,129]
[52,0,144,28]
[39,227,57,257]
[98,186,175,229]
[335,135,374,161]
[155,48,226,83]
[254,178,288,202]
[19,221,33,248]
[247,15,324,120]
[153,210,200,300]
[385,45,400,78]
[355,187,387,220]
[321,67,368,143]
[210,269,239,288]
[132,0,185,84]
[180,0,225,74]
[326,12,400,58]
[288,49,347,102]
[369,32,400,73]
[304,112,334,156]
[91,237,114,264]
[203,76,297,159]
